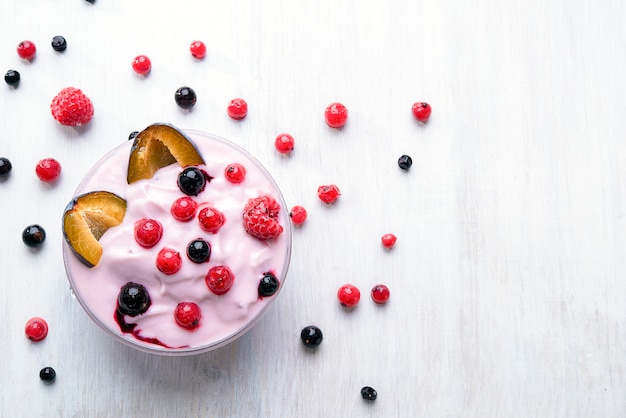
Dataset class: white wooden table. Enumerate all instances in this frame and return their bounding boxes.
[1,1,625,417]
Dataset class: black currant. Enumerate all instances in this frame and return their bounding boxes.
[398,155,412,170]
[117,282,151,316]
[174,86,197,110]
[360,386,377,401]
[22,224,46,248]
[39,367,56,382]
[258,272,280,297]
[4,70,20,87]
[51,36,67,52]
[0,157,12,176]
[300,325,323,348]
[187,238,211,263]
[177,167,206,196]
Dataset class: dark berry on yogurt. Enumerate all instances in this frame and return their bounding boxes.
[117,282,151,316]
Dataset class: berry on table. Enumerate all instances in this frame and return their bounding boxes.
[171,196,197,221]
[381,233,397,249]
[274,133,295,154]
[177,167,206,195]
[227,98,248,120]
[412,102,431,122]
[258,272,280,297]
[337,284,360,307]
[205,265,235,295]
[361,386,377,401]
[317,184,341,204]
[289,205,307,226]
[324,102,348,128]
[25,317,49,342]
[300,325,323,348]
[4,70,20,87]
[22,224,46,248]
[17,40,36,60]
[186,238,211,263]
[198,206,225,233]
[242,195,284,240]
[174,86,197,110]
[134,218,163,248]
[39,367,56,383]
[0,157,12,176]
[156,248,182,275]
[35,158,62,182]
[189,40,207,59]
[174,302,202,330]
[224,163,246,184]
[131,55,151,75]
[117,282,151,316]
[50,87,94,126]
[51,36,67,52]
[371,284,390,304]
[398,154,413,170]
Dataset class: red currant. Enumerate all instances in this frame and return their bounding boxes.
[337,284,360,307]
[17,40,36,60]
[371,284,390,304]
[412,102,431,122]
[224,163,246,184]
[134,219,163,248]
[189,40,207,59]
[274,133,295,154]
[205,265,235,295]
[131,55,151,75]
[227,98,248,120]
[171,196,197,221]
[289,205,307,225]
[198,206,225,233]
[174,302,202,330]
[35,158,62,182]
[25,317,48,342]
[324,102,348,128]
[381,233,397,249]
[317,184,341,204]
[156,247,182,275]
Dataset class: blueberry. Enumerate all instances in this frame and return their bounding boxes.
[117,282,151,316]
[300,325,323,348]
[187,239,211,263]
[4,70,20,87]
[360,386,377,401]
[177,167,206,196]
[258,272,280,297]
[51,36,67,52]
[174,86,197,110]
[398,155,412,170]
[0,157,12,176]
[128,131,139,141]
[39,367,56,382]
[22,224,46,248]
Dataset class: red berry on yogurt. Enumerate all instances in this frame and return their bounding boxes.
[198,206,225,233]
[134,219,163,248]
[324,102,348,128]
[189,40,207,59]
[412,102,431,122]
[371,284,390,304]
[171,196,197,221]
[381,233,397,249]
[242,195,284,240]
[131,55,151,75]
[174,302,202,330]
[337,284,360,307]
[156,247,182,275]
[205,265,235,295]
[227,98,248,120]
[224,163,246,184]
[317,184,341,204]
[35,158,62,182]
[289,205,307,225]
[274,133,295,154]
[25,317,49,342]
[17,40,36,60]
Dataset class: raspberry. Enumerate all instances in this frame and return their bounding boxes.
[227,98,248,120]
[156,248,182,275]
[381,233,397,249]
[25,317,49,342]
[134,219,163,248]
[317,184,341,204]
[371,284,390,304]
[189,40,207,59]
[50,87,94,126]
[35,158,62,182]
[17,40,36,60]
[275,133,295,154]
[412,102,431,123]
[198,206,225,233]
[325,102,348,128]
[205,265,235,295]
[242,195,284,240]
[289,205,307,225]
[171,196,197,221]
[174,302,202,330]
[131,55,151,75]
[337,284,360,307]
[224,163,246,184]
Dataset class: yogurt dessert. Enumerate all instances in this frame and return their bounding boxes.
[62,124,291,355]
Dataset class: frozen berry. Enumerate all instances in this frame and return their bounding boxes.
[171,196,197,221]
[381,233,397,249]
[0,157,12,176]
[398,155,412,170]
[300,325,323,348]
[198,206,225,233]
[275,133,295,155]
[50,87,94,126]
[4,70,20,87]
[227,98,248,120]
[156,248,182,275]
[371,284,390,304]
[289,205,307,226]
[17,40,36,60]
[134,218,163,248]
[317,184,341,204]
[224,163,246,184]
[128,131,139,140]
[25,317,49,342]
[187,238,211,263]
[39,367,56,383]
[337,284,360,307]
[174,86,197,110]
[258,272,280,297]
[117,282,151,316]
[51,36,67,52]
[189,40,207,59]
[35,158,62,182]
[361,386,377,401]
[324,102,348,128]
[412,102,431,122]
[174,302,201,330]
[22,224,46,248]
[131,55,151,75]
[177,167,206,195]
[243,195,284,240]
[205,265,235,295]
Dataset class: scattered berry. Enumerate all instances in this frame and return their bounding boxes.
[131,55,151,75]
[174,86,197,110]
[317,184,341,204]
[187,238,211,263]
[289,205,307,226]
[171,196,197,221]
[224,163,246,184]
[205,265,235,295]
[128,131,139,141]
[4,70,20,87]
[134,218,163,248]
[35,158,62,182]
[361,386,377,401]
[0,157,12,176]
[198,206,225,233]
[274,133,295,154]
[300,325,323,348]
[156,248,182,275]
[227,98,248,120]
[177,167,206,195]
[174,302,202,330]
[51,36,67,52]
[39,367,56,383]
[117,282,151,316]
[371,284,390,304]
[381,233,397,249]
[258,272,280,297]
[17,40,36,60]
[243,195,284,240]
[398,154,413,170]
[324,102,348,128]
[22,224,46,248]
[189,40,207,59]
[412,102,431,122]
[50,87,94,126]
[337,284,360,307]
[25,317,49,342]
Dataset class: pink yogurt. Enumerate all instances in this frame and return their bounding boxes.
[63,128,292,355]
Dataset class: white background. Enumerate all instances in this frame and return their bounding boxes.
[1,0,625,417]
